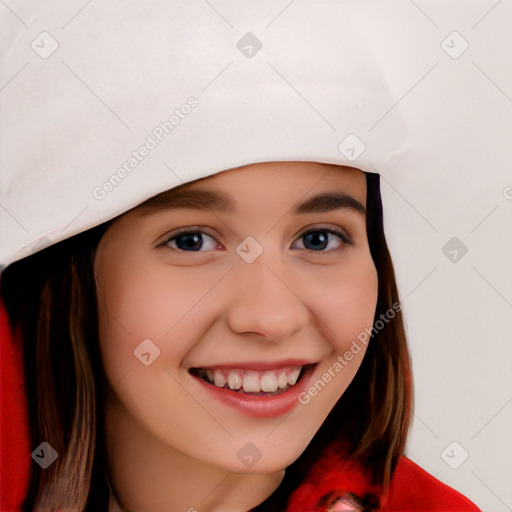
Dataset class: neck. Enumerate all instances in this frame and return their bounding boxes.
[104,391,284,512]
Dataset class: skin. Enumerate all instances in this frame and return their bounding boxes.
[94,161,379,512]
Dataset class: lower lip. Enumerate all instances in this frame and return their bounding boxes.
[191,367,316,418]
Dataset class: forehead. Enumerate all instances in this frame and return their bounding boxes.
[136,162,367,215]
[193,161,366,192]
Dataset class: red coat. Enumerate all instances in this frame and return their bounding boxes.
[284,449,480,511]
[0,304,480,512]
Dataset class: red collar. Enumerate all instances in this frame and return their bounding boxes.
[284,446,382,511]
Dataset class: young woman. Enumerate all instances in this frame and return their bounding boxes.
[1,2,498,510]
[0,162,480,511]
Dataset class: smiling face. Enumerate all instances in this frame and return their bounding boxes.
[94,161,378,477]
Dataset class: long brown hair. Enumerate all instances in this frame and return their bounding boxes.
[0,172,412,511]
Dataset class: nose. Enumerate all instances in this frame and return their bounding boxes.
[225,254,310,342]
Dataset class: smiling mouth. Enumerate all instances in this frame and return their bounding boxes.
[189,364,316,396]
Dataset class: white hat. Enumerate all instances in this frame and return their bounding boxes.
[1,3,511,506]
[0,3,510,267]
[1,1,418,267]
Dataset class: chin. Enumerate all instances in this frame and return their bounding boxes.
[227,446,306,476]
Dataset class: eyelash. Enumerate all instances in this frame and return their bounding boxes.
[292,226,352,249]
[157,225,353,252]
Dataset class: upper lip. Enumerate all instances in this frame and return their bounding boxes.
[190,359,318,372]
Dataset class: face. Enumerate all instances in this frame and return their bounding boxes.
[94,161,378,475]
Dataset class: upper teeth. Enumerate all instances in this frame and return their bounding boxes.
[201,367,302,393]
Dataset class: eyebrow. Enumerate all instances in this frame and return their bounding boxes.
[137,189,235,214]
[137,189,365,216]
[294,193,365,215]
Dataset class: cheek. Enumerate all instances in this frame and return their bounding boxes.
[96,254,179,381]
[292,255,378,426]
[95,259,224,449]
[96,256,229,378]
[306,254,378,353]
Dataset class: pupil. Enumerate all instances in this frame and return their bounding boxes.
[304,232,328,250]
[176,233,203,251]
